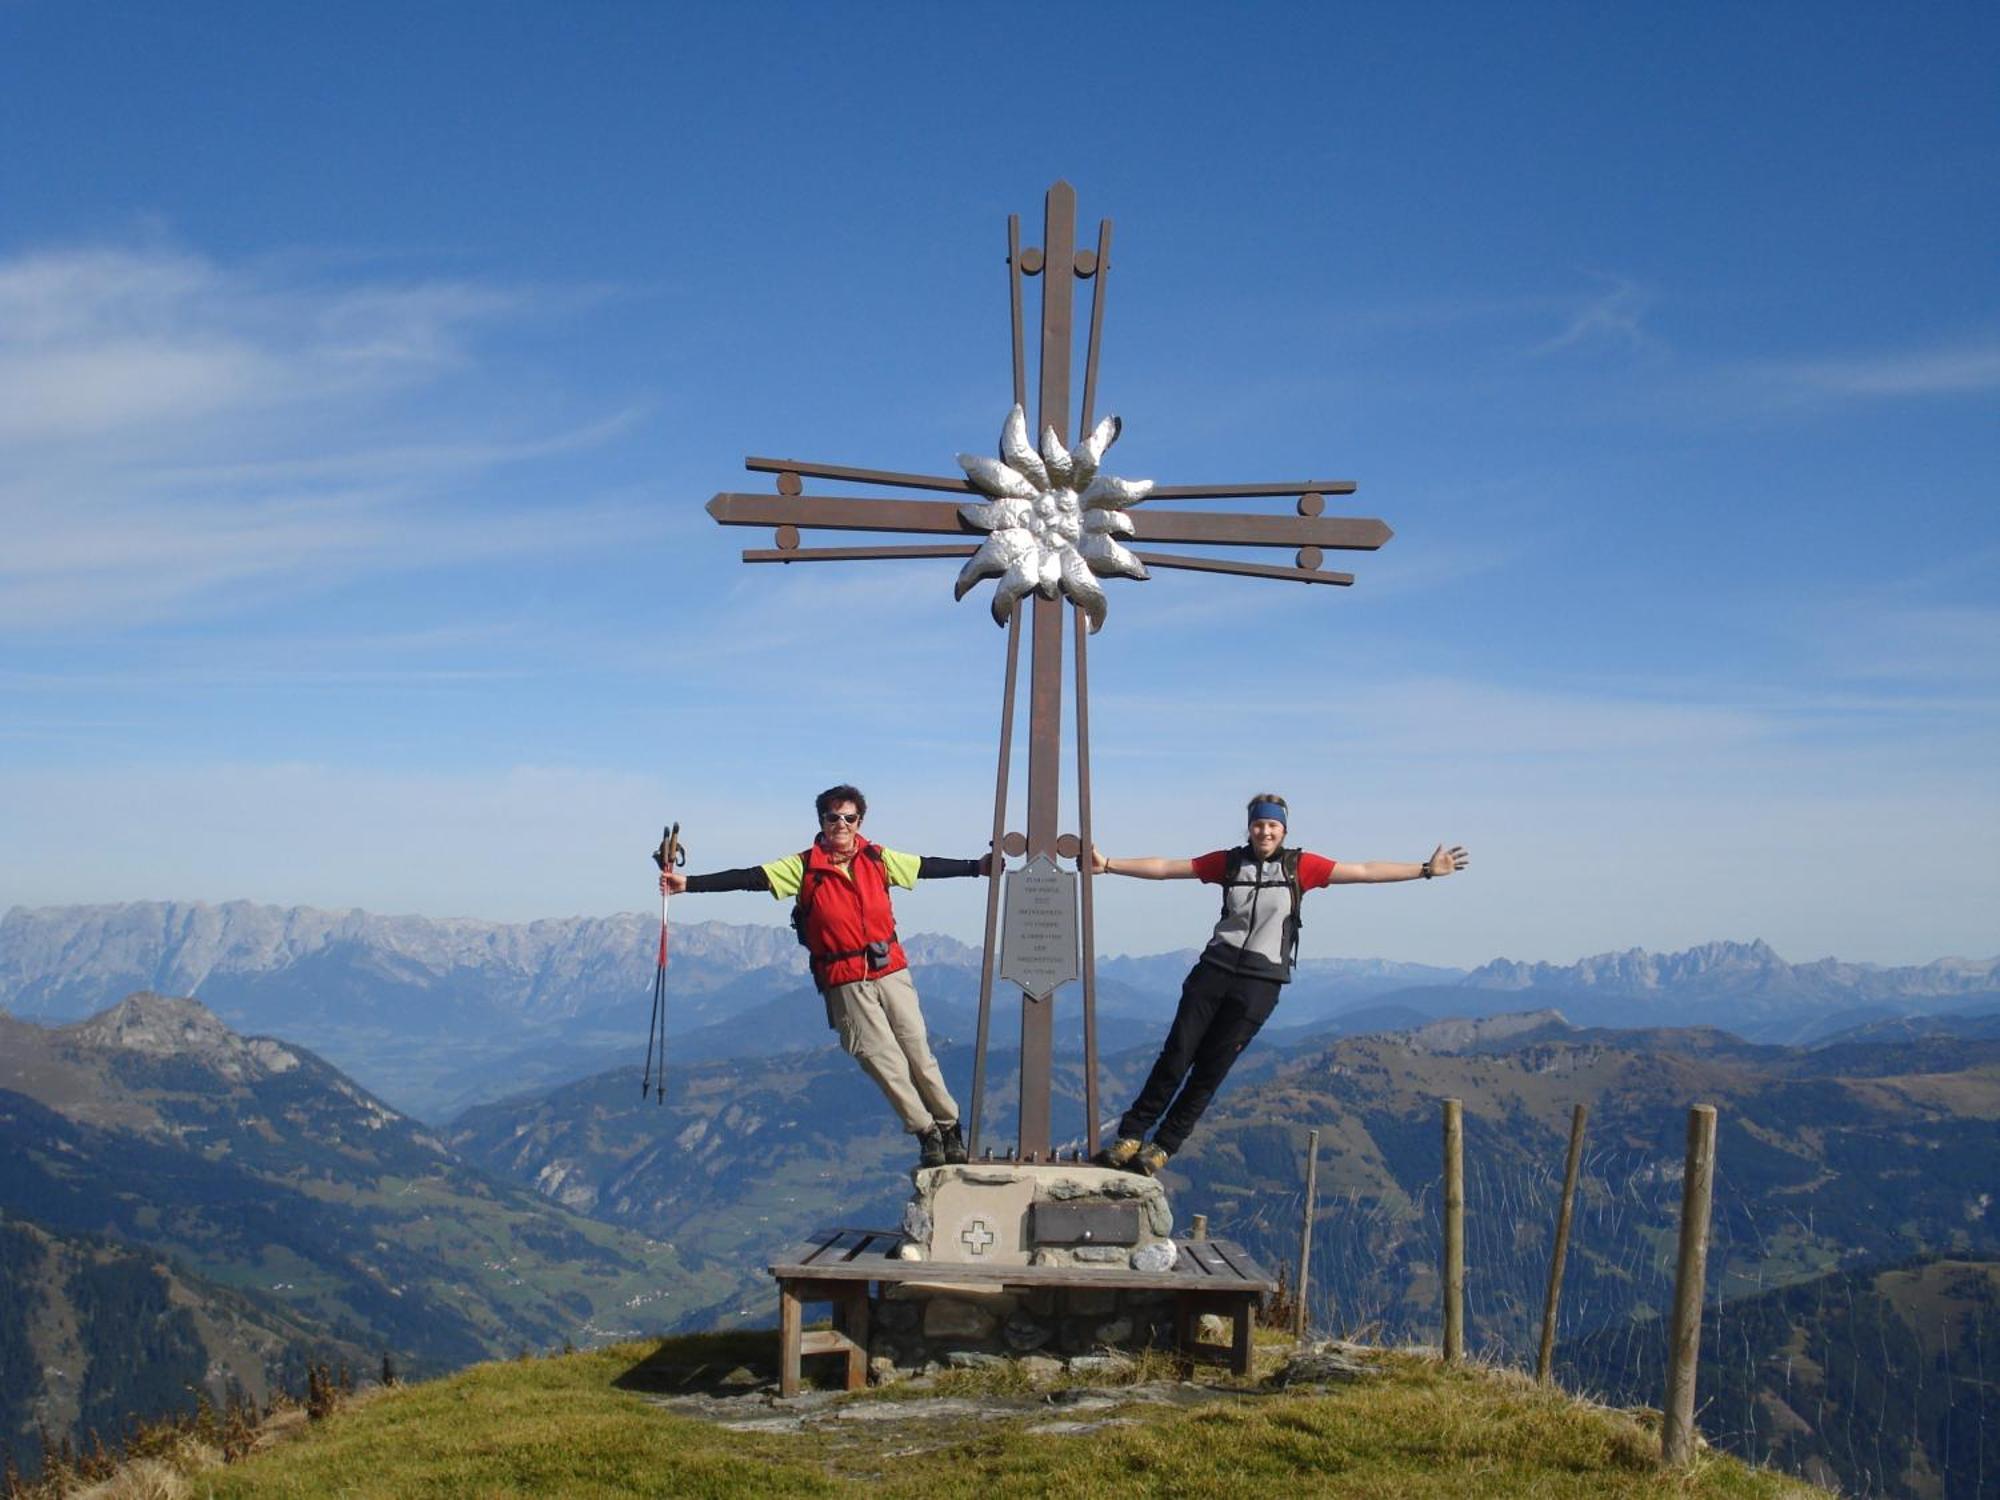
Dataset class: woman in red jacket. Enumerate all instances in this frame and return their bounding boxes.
[661,784,989,1172]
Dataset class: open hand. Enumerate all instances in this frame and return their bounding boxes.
[1425,844,1470,878]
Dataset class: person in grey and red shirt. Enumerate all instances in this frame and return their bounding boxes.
[1091,792,1468,1176]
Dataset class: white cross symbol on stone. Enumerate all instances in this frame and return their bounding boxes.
[960,1219,997,1257]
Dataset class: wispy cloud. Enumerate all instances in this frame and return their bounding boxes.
[1530,272,1657,357]
[1754,341,2000,399]
[0,244,647,631]
[0,248,525,440]
[1789,599,2000,690]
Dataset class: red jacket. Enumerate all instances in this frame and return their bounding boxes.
[798,837,908,988]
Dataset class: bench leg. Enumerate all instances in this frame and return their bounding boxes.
[1231,1295,1254,1376]
[778,1279,803,1397]
[837,1286,871,1391]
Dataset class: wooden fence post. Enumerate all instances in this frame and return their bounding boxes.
[1662,1104,1718,1466]
[1537,1103,1589,1383]
[1295,1127,1321,1340]
[1442,1098,1463,1364]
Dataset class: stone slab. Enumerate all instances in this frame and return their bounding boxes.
[927,1170,1038,1266]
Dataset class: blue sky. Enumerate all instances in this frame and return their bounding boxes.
[2,2,1994,968]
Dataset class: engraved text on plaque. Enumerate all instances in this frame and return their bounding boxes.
[999,853,1080,1000]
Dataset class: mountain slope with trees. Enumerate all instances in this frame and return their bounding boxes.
[0,1214,363,1477]
[0,995,725,1467]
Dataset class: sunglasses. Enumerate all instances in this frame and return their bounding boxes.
[820,811,861,826]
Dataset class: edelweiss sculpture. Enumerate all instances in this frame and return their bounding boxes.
[953,404,1154,631]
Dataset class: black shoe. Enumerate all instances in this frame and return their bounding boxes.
[917,1125,947,1170]
[939,1121,968,1164]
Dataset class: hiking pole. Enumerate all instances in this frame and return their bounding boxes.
[642,822,685,1103]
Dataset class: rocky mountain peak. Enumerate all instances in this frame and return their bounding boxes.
[62,991,299,1078]
[1468,939,1799,994]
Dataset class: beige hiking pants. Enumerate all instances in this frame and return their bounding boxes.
[828,966,959,1134]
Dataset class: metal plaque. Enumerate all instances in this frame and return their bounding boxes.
[999,854,1079,1000]
[1029,1201,1141,1247]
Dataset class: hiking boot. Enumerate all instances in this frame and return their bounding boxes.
[938,1120,968,1165]
[1135,1142,1172,1176]
[1094,1136,1143,1170]
[917,1125,948,1170]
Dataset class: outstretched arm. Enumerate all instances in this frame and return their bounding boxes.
[1089,847,1199,880]
[1327,844,1469,885]
[916,854,993,879]
[878,850,995,889]
[659,867,772,895]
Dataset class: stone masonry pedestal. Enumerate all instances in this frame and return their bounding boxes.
[869,1162,1183,1381]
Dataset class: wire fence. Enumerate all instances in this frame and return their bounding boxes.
[1209,1126,1997,1500]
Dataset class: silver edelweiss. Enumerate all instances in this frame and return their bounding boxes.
[953,404,1153,632]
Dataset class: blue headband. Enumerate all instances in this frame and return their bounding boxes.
[1248,800,1288,826]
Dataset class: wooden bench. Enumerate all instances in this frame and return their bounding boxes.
[769,1227,1274,1394]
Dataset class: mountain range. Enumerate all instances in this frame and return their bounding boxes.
[5,900,1994,1120]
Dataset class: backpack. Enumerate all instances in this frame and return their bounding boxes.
[1222,845,1305,969]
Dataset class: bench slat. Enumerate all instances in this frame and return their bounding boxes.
[1181,1241,1224,1278]
[785,1228,847,1268]
[771,1229,1272,1291]
[1209,1240,1255,1281]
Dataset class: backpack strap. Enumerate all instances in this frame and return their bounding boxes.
[1281,846,1304,968]
[790,847,817,967]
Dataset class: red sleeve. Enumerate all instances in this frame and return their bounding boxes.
[1298,852,1337,890]
[1189,850,1230,884]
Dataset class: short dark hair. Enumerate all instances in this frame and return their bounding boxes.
[815,784,868,822]
[1246,792,1288,822]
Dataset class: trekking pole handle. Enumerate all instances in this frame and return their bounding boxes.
[651,822,686,873]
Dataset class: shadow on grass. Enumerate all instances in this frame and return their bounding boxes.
[611,1330,784,1397]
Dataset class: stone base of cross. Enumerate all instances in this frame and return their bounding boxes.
[900,1163,1175,1271]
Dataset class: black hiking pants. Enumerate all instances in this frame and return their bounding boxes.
[1117,960,1281,1154]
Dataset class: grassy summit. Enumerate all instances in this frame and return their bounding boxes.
[185,1333,1819,1500]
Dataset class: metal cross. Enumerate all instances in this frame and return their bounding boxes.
[704,182,1394,1160]
[959,1219,997,1257]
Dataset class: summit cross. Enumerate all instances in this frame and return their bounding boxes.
[703,182,1394,1160]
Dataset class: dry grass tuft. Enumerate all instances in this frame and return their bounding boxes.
[66,1455,206,1500]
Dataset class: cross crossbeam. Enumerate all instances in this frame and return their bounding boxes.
[706,492,1393,550]
[743,454,1361,501]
